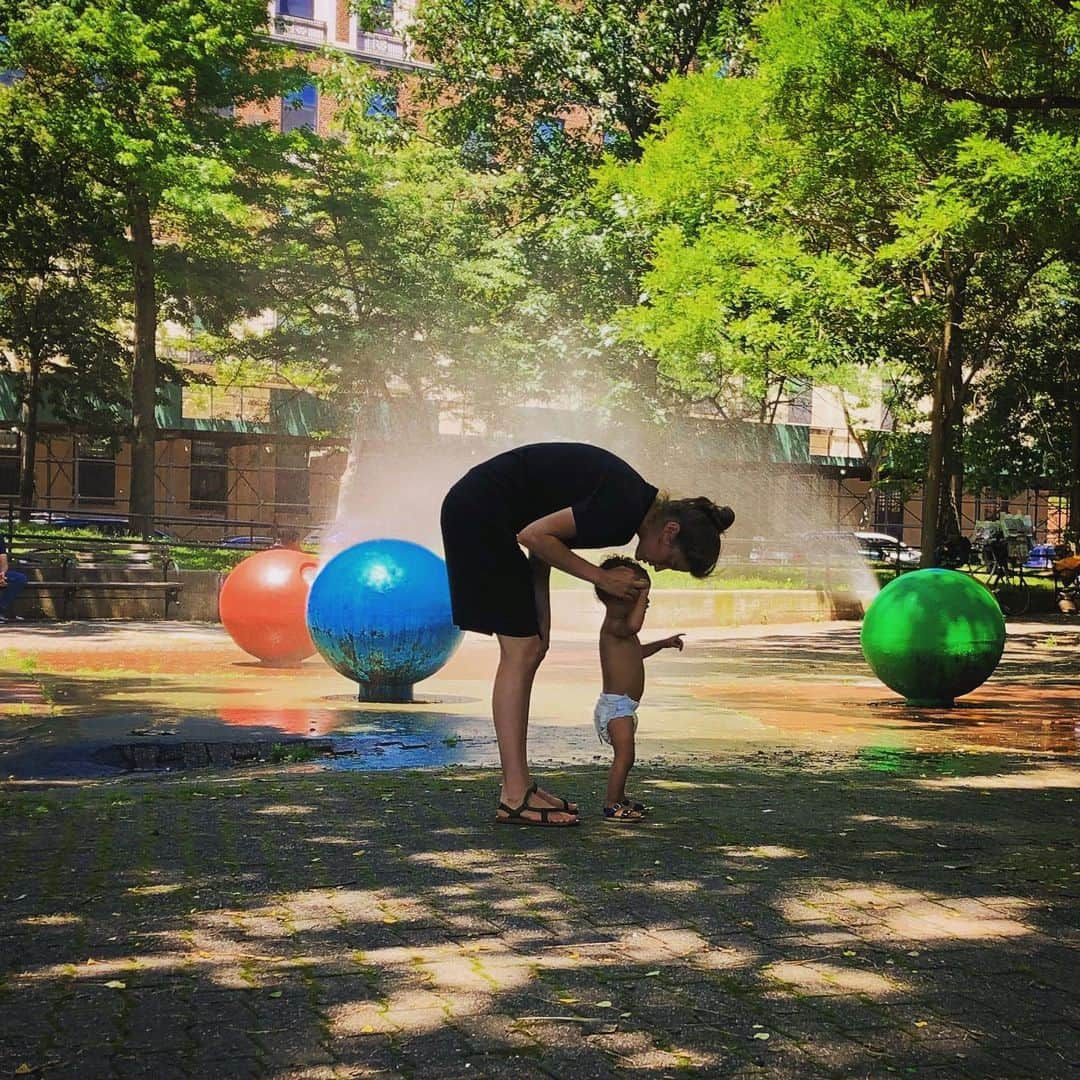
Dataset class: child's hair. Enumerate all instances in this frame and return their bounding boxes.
[594,555,650,603]
[653,496,735,578]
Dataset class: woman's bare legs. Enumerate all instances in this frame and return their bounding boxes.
[492,635,576,822]
[492,558,576,823]
[528,557,577,815]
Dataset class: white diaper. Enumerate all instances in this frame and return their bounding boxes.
[593,692,640,745]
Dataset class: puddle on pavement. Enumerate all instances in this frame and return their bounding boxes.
[1,624,1077,777]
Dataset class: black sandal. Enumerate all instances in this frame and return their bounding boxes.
[618,798,646,814]
[603,802,644,821]
[540,789,578,815]
[496,782,580,827]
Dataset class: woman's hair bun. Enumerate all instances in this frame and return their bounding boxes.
[714,504,735,532]
[686,497,734,533]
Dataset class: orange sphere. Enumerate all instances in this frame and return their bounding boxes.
[219,548,319,664]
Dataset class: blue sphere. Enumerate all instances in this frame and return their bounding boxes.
[307,540,463,701]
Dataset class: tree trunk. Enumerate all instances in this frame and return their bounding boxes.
[128,191,158,539]
[1068,402,1080,546]
[920,358,949,566]
[920,268,966,566]
[941,331,967,542]
[16,351,43,523]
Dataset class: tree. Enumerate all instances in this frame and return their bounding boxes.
[1,0,305,534]
[210,57,541,433]
[858,0,1080,116]
[761,0,1080,559]
[0,99,130,519]
[410,0,753,177]
[600,0,1080,561]
[964,264,1080,542]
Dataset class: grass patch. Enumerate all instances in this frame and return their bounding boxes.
[7,522,311,572]
[268,742,322,764]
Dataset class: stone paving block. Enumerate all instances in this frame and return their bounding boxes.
[185,1020,265,1060]
[984,1042,1074,1077]
[524,1048,622,1079]
[110,1051,192,1079]
[451,1012,540,1052]
[183,1055,269,1079]
[32,1053,115,1080]
[251,1028,337,1069]
[448,1054,551,1079]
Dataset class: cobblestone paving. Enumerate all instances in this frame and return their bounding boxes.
[2,753,1078,1078]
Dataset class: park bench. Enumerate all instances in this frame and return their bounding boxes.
[7,535,183,619]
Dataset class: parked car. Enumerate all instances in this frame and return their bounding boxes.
[221,535,276,548]
[27,512,173,540]
[800,531,864,564]
[748,536,796,564]
[854,531,921,566]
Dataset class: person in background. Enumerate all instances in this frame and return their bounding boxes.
[273,527,304,551]
[0,532,28,623]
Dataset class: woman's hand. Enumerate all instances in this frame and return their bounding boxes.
[600,567,647,600]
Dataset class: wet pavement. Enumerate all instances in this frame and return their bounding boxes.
[1,618,1078,778]
[1,619,1078,1078]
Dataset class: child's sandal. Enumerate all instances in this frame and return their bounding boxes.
[604,803,644,821]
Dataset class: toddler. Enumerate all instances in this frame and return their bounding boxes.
[593,556,684,820]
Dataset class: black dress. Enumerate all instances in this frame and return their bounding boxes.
[440,443,658,637]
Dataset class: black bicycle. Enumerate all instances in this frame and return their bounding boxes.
[982,539,1030,617]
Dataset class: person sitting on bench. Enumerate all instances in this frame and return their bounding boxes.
[0,533,28,623]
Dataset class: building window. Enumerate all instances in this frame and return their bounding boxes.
[365,87,397,120]
[978,496,1010,520]
[788,379,812,425]
[76,438,116,504]
[190,440,228,511]
[275,444,310,510]
[373,0,394,28]
[0,34,21,87]
[533,116,565,153]
[277,0,315,17]
[282,83,318,132]
[0,433,19,497]
[873,489,904,539]
[462,127,495,169]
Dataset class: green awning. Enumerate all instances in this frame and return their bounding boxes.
[0,372,62,423]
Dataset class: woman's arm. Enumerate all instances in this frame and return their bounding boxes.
[517,508,644,599]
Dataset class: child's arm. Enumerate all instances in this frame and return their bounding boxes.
[625,585,650,634]
[641,633,685,659]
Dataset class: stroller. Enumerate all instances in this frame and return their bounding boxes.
[1053,554,1080,614]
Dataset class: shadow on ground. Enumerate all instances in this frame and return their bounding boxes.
[1,755,1077,1078]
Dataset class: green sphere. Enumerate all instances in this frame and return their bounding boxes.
[860,568,1005,706]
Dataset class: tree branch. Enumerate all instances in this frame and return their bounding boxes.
[867,46,1080,112]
